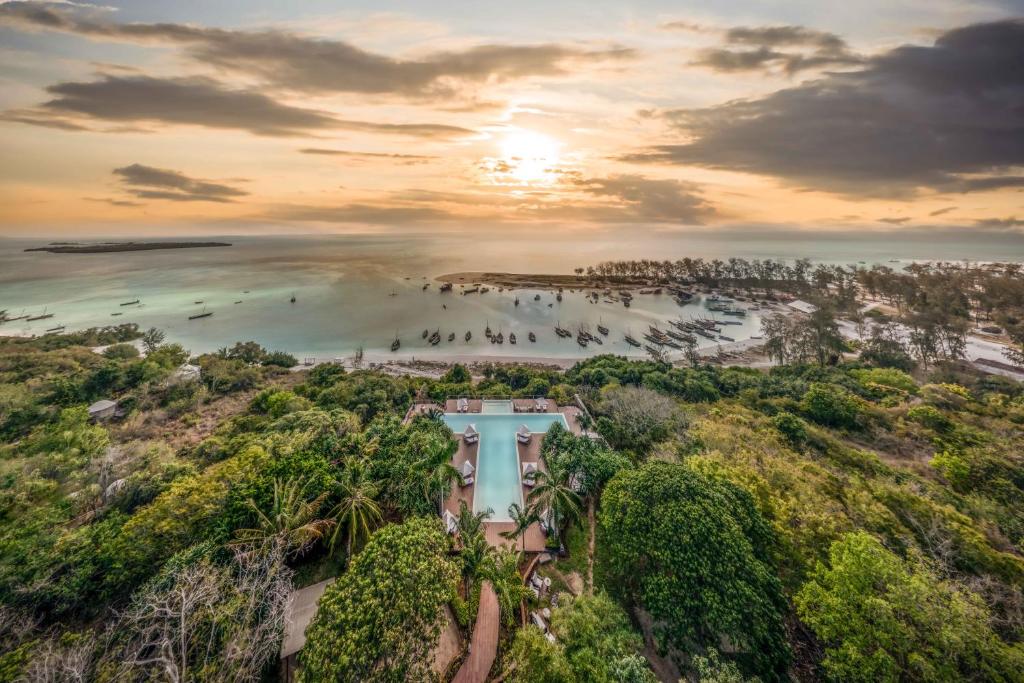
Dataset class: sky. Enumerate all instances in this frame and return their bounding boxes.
[0,0,1021,237]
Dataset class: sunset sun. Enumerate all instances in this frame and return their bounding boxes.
[498,129,562,184]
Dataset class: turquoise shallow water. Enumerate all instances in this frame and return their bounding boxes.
[1,232,1020,360]
[442,411,568,521]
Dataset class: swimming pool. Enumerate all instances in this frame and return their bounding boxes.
[442,411,568,521]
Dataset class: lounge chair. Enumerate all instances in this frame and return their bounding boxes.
[522,462,538,487]
[461,476,474,487]
[516,425,531,444]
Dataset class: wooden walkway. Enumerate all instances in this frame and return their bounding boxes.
[452,581,499,683]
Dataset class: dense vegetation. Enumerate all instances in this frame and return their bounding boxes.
[1,270,1023,682]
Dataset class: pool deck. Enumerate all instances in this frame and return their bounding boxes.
[437,401,584,553]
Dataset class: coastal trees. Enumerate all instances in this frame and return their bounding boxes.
[231,476,334,558]
[549,593,655,683]
[527,466,582,549]
[600,462,789,680]
[500,502,537,552]
[594,385,683,455]
[140,327,165,354]
[796,531,1024,682]
[298,518,458,682]
[328,458,382,559]
[102,540,292,683]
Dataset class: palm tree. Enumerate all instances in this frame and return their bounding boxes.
[232,477,335,557]
[456,499,492,540]
[328,459,382,559]
[527,467,582,548]
[410,430,461,513]
[485,547,532,627]
[500,502,537,553]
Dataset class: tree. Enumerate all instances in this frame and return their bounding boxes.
[796,531,1024,682]
[693,649,760,683]
[595,385,683,454]
[103,541,292,683]
[600,462,789,680]
[549,593,655,683]
[299,518,459,682]
[329,458,382,559]
[800,382,863,429]
[232,477,334,557]
[505,626,573,683]
[486,547,532,628]
[527,467,582,548]
[501,502,537,553]
[141,327,165,354]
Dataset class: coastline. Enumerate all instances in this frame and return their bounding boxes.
[25,241,232,254]
[435,271,646,290]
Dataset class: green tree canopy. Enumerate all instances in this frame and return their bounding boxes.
[796,531,1024,682]
[298,517,458,682]
[600,462,789,680]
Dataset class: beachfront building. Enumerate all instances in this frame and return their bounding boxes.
[434,398,585,551]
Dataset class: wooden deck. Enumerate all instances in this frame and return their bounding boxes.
[451,581,499,683]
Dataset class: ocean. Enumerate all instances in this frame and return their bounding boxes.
[1,231,1021,361]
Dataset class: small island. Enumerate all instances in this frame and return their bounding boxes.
[26,241,232,254]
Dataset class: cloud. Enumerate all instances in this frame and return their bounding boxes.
[84,196,143,207]
[0,2,634,97]
[263,203,462,224]
[569,174,713,223]
[113,163,248,202]
[877,217,910,225]
[622,20,1024,197]
[974,216,1022,229]
[5,74,474,137]
[299,148,436,164]
[929,207,956,217]
[668,21,862,75]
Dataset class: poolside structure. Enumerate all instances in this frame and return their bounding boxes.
[516,424,532,444]
[435,397,585,552]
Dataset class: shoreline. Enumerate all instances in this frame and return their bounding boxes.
[435,271,648,291]
[25,241,232,254]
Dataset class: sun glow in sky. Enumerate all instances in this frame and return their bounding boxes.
[498,129,563,185]
[0,0,1021,237]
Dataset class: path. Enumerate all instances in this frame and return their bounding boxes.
[452,581,499,683]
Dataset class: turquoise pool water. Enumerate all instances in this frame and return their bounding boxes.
[442,411,568,521]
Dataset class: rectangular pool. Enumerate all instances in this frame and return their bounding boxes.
[442,411,568,521]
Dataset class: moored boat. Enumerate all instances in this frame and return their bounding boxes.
[528,332,536,342]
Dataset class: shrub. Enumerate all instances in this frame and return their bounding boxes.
[771,411,808,448]
[262,350,298,368]
[800,383,863,429]
[907,405,952,432]
[102,343,139,360]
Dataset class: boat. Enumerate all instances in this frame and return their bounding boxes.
[495,332,504,344]
[110,312,123,317]
[391,337,401,352]
[514,297,520,306]
[194,300,204,304]
[189,308,213,320]
[389,291,397,297]
[465,331,472,342]
[509,333,517,344]
[243,290,250,294]
[120,299,139,306]
[624,334,641,347]
[534,294,541,301]
[644,344,661,355]
[480,287,490,294]
[576,333,588,347]
[290,293,296,303]
[590,334,603,345]
[556,292,563,302]
[597,320,609,336]
[440,282,453,292]
[528,332,536,343]
[423,283,430,290]
[422,329,429,339]
[234,300,242,304]
[485,322,492,337]
[554,323,572,338]
[719,335,735,342]
[45,325,65,333]
[27,310,54,322]
[429,330,441,345]
[643,334,663,345]
[448,332,456,342]
[623,299,630,307]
